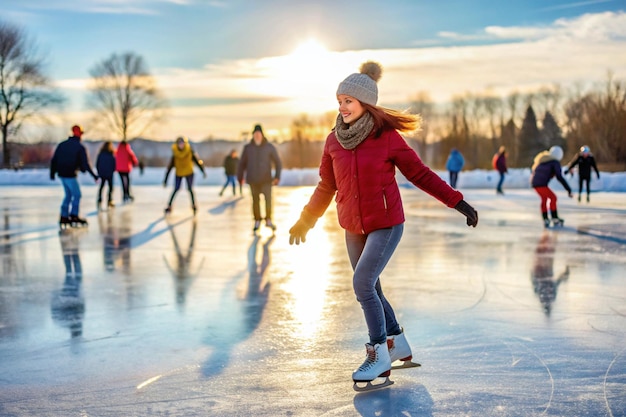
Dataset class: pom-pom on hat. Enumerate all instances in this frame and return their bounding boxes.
[549,145,563,161]
[336,61,383,106]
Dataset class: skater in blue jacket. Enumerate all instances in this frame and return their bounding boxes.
[445,148,465,189]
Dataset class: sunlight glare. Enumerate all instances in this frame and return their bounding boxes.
[282,189,334,344]
[249,39,339,115]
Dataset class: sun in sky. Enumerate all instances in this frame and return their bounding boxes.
[249,38,342,116]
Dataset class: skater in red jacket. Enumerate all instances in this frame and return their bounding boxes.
[115,140,139,203]
[288,61,478,392]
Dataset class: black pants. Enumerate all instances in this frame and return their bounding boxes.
[168,174,196,208]
[118,172,132,201]
[98,176,113,203]
[578,176,591,196]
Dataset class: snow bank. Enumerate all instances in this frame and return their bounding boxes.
[1,167,624,192]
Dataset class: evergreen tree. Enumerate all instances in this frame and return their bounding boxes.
[517,105,542,168]
[541,111,566,152]
[499,119,517,166]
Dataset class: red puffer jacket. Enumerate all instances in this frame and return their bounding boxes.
[304,129,463,235]
[115,141,139,173]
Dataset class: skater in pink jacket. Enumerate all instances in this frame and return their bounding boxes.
[288,61,478,392]
[115,140,139,203]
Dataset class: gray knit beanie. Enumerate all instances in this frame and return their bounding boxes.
[336,61,382,106]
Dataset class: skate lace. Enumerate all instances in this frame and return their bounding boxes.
[357,345,378,371]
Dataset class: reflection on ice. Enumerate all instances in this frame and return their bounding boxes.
[0,186,623,416]
[530,231,570,316]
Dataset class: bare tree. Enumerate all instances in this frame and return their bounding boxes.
[87,52,166,140]
[0,21,64,168]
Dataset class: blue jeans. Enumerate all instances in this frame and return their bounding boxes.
[345,224,404,345]
[497,172,506,192]
[60,177,81,217]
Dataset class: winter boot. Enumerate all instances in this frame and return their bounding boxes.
[265,218,276,231]
[352,342,393,392]
[59,216,72,229]
[108,200,115,208]
[542,212,551,228]
[253,220,261,233]
[387,328,420,369]
[550,210,564,227]
[69,215,88,227]
[164,206,172,214]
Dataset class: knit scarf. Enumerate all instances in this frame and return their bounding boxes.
[334,112,374,150]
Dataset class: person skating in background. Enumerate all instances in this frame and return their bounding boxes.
[96,141,116,211]
[237,124,282,233]
[445,148,465,189]
[50,125,99,228]
[564,145,600,203]
[287,61,478,392]
[219,149,241,197]
[492,146,508,194]
[163,136,206,215]
[115,140,139,203]
[531,145,572,228]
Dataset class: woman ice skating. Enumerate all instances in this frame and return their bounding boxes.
[564,145,600,203]
[115,140,139,203]
[163,136,206,215]
[492,146,508,194]
[287,61,479,392]
[531,145,573,228]
[96,141,116,210]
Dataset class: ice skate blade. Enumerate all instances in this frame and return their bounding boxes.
[353,377,394,392]
[391,360,421,370]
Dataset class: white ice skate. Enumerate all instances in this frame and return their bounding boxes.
[352,342,394,392]
[387,329,421,370]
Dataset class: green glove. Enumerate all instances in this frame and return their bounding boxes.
[289,210,317,245]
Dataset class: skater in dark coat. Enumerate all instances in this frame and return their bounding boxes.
[492,146,508,194]
[531,146,572,228]
[50,125,98,228]
[288,61,478,392]
[564,145,600,203]
[96,141,116,210]
[237,124,282,232]
[219,149,240,196]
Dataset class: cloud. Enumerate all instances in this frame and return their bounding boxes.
[435,10,626,43]
[53,11,626,140]
[15,0,212,15]
[538,0,614,12]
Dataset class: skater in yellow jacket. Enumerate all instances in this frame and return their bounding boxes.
[163,136,206,214]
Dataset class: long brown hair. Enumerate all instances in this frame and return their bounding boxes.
[99,141,114,154]
[362,103,421,137]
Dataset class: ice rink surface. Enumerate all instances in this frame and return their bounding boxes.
[0,184,624,417]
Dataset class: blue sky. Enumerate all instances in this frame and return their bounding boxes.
[2,0,626,141]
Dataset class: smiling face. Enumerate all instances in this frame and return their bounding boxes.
[337,94,366,126]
